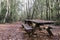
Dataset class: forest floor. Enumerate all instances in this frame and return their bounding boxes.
[0,21,60,40]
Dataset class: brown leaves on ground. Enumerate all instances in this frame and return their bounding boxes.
[0,21,60,40]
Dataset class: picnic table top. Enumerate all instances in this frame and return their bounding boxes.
[25,19,55,24]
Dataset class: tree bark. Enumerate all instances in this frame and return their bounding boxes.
[3,0,9,23]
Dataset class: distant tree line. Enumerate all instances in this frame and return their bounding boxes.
[0,0,19,23]
[0,0,60,25]
[22,0,60,25]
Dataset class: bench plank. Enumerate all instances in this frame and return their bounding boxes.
[22,24,32,30]
[22,23,33,37]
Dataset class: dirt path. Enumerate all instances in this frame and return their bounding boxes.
[0,21,24,40]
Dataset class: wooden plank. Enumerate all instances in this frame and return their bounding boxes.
[22,23,34,37]
[22,24,32,30]
[25,19,55,24]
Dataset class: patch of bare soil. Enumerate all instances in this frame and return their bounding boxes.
[0,21,24,40]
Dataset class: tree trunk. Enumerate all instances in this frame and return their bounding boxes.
[46,0,49,20]
[3,0,9,23]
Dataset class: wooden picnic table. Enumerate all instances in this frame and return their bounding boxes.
[25,19,55,25]
[24,19,55,36]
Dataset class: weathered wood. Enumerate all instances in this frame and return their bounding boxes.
[25,19,55,36]
[25,19,55,24]
[44,26,53,36]
[22,23,33,37]
[22,24,32,30]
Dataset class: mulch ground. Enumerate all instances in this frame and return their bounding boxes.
[0,21,60,40]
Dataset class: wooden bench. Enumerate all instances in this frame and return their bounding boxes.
[22,23,33,37]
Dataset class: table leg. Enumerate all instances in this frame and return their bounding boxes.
[46,29,53,37]
[35,24,42,31]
